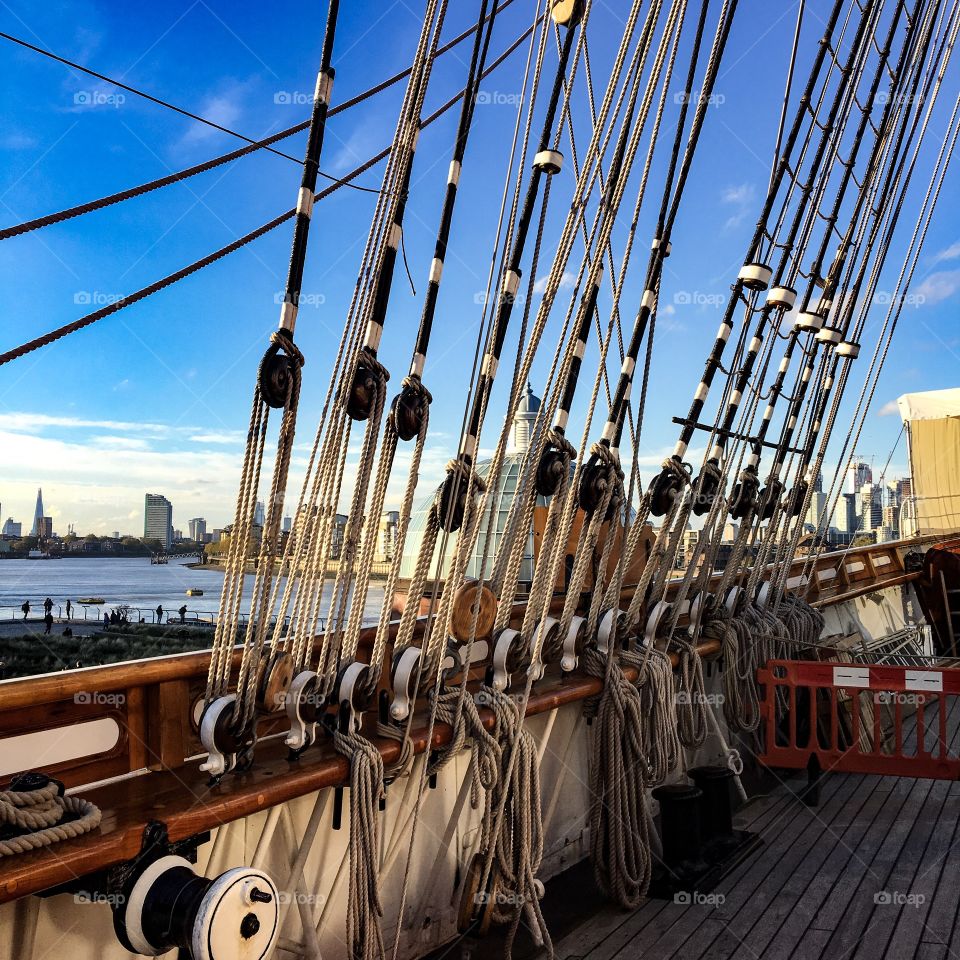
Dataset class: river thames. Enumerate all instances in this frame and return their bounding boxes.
[0,556,386,624]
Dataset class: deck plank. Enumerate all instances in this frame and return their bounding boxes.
[849,778,951,959]
[676,773,866,960]
[602,775,854,960]
[756,776,893,958]
[690,775,881,960]
[545,687,960,960]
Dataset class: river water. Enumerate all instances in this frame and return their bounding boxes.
[0,557,385,624]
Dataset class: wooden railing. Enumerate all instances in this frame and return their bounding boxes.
[0,533,941,903]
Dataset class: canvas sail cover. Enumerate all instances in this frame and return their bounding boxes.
[898,388,960,535]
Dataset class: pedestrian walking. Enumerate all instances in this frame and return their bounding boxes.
[44,612,53,635]
[65,599,73,620]
[21,600,29,620]
[178,604,187,624]
[155,604,164,624]
[43,597,53,616]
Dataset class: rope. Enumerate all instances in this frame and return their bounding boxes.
[0,18,537,369]
[333,729,386,960]
[0,0,524,242]
[0,777,101,857]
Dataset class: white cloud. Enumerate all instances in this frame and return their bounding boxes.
[0,412,173,435]
[914,269,960,306]
[932,241,960,263]
[877,400,899,417]
[533,270,576,295]
[0,131,38,150]
[174,80,251,150]
[721,182,756,230]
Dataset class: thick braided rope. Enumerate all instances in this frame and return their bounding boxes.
[333,729,386,960]
[481,686,551,959]
[428,688,501,809]
[581,643,655,908]
[0,786,101,857]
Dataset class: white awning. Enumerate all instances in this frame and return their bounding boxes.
[897,387,960,422]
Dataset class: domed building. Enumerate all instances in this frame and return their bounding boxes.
[393,384,650,615]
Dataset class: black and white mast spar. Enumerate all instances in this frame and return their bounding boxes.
[260,0,340,408]
[575,0,735,515]
[780,0,948,520]
[391,0,496,440]
[751,0,923,523]
[435,1,585,533]
[682,0,885,520]
[723,0,919,522]
[647,0,846,517]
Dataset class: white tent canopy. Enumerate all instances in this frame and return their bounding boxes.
[897,387,960,422]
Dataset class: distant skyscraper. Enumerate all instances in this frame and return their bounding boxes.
[2,518,22,538]
[144,494,173,549]
[32,488,44,536]
[254,501,266,527]
[282,515,292,534]
[375,511,400,561]
[189,518,207,542]
[812,472,824,493]
[847,460,872,495]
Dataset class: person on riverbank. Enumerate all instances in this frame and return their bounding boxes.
[178,604,187,624]
[65,599,72,620]
[103,612,110,630]
[21,600,29,620]
[43,597,53,617]
[155,604,163,624]
[43,612,53,635]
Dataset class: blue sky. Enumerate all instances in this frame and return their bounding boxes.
[0,0,958,535]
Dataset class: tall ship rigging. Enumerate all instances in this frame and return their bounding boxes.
[3,1,960,959]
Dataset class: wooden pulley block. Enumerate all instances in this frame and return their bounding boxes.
[457,853,499,935]
[256,650,294,713]
[450,579,498,642]
[551,0,584,26]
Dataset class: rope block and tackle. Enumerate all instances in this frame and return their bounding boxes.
[691,458,723,517]
[649,455,690,517]
[390,375,432,441]
[728,465,760,520]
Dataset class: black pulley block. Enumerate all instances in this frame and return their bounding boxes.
[257,338,295,409]
[346,349,385,422]
[434,463,469,532]
[729,469,759,520]
[536,444,568,498]
[692,465,722,517]
[649,459,684,517]
[391,379,429,441]
[576,454,605,516]
[782,478,808,518]
[758,477,784,521]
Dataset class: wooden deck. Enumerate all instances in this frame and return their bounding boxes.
[552,700,960,960]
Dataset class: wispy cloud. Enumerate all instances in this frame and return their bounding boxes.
[877,400,899,416]
[533,270,576,295]
[720,182,756,230]
[173,78,253,150]
[932,240,960,264]
[914,269,960,306]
